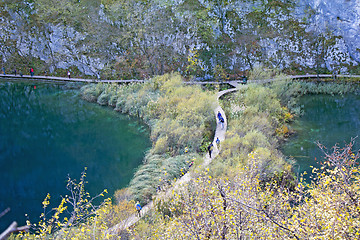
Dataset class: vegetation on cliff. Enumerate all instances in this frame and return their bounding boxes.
[1,0,359,80]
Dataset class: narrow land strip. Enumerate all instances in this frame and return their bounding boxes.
[107,84,247,235]
[2,73,357,236]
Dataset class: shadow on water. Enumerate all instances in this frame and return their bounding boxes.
[0,80,151,232]
[282,94,360,180]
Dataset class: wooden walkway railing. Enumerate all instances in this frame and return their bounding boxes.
[0,74,145,83]
[1,73,359,85]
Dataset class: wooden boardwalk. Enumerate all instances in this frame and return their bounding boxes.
[0,74,144,83]
[1,73,359,85]
[2,71,359,237]
[105,73,360,234]
[106,81,244,236]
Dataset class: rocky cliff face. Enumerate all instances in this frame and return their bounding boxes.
[302,0,360,63]
[0,0,359,78]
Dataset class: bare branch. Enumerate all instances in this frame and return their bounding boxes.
[0,221,30,240]
[227,197,299,240]
[0,208,10,219]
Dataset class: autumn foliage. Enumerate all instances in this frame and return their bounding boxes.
[7,73,360,239]
[131,141,360,239]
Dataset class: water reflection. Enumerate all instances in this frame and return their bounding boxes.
[0,80,151,231]
[282,94,360,177]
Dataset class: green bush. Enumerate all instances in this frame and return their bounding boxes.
[248,64,276,80]
[217,70,359,186]
[242,85,282,117]
[97,91,110,105]
[80,83,105,102]
[241,130,270,153]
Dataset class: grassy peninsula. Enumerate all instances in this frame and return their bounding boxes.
[11,72,360,239]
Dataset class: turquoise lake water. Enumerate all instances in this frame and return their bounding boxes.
[0,80,151,231]
[282,94,360,177]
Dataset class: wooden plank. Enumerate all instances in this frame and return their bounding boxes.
[1,74,359,85]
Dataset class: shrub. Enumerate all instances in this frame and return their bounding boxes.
[215,81,293,184]
[153,136,169,154]
[241,85,282,117]
[129,153,199,204]
[80,84,102,102]
[241,130,270,153]
[97,91,110,105]
[144,141,360,239]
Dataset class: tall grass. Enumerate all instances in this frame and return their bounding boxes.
[80,73,216,203]
[129,152,199,204]
[270,79,359,114]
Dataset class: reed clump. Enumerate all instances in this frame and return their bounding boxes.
[80,73,215,203]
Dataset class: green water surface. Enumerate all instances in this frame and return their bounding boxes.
[282,94,360,177]
[0,80,151,231]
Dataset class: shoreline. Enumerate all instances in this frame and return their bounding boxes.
[2,73,359,85]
